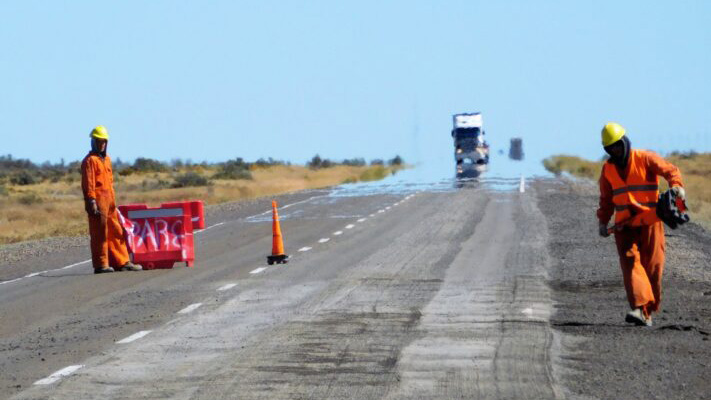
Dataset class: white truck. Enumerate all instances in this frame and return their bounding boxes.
[452,113,489,168]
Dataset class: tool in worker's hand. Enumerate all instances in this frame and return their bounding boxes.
[605,188,690,235]
[267,200,289,265]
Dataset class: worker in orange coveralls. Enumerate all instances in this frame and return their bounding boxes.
[597,122,685,326]
[81,126,141,274]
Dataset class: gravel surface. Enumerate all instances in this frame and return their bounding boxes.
[535,178,711,400]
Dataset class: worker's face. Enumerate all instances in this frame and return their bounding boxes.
[96,139,107,152]
[605,140,624,158]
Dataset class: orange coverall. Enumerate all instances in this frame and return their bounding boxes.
[81,152,130,269]
[597,150,683,316]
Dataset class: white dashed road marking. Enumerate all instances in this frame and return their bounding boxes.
[318,238,330,244]
[357,218,366,223]
[345,224,355,229]
[62,260,91,270]
[250,267,267,274]
[34,365,84,385]
[177,303,203,314]
[298,246,312,252]
[378,209,385,213]
[521,307,533,316]
[385,206,391,210]
[116,330,152,344]
[333,231,343,236]
[217,283,237,291]
[519,175,526,193]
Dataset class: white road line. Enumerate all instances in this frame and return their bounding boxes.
[519,175,525,193]
[196,222,225,233]
[377,209,385,213]
[385,206,391,210]
[369,214,375,217]
[318,238,330,244]
[333,231,343,236]
[34,365,84,385]
[298,246,312,252]
[25,271,46,278]
[217,283,237,291]
[357,218,366,223]
[0,278,23,286]
[345,224,355,229]
[250,267,267,274]
[62,259,91,270]
[116,330,152,344]
[393,203,399,206]
[521,307,533,316]
[177,303,203,314]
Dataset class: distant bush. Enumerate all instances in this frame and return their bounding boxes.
[171,172,210,188]
[132,157,167,173]
[0,185,8,196]
[18,192,43,205]
[388,155,404,166]
[307,154,335,169]
[342,158,366,166]
[11,171,37,185]
[370,159,384,166]
[213,158,253,180]
[254,157,285,167]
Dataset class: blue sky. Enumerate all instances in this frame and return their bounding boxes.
[1,1,709,166]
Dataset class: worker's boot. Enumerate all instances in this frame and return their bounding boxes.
[94,266,115,274]
[625,308,651,326]
[120,262,142,272]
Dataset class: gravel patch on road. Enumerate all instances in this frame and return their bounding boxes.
[535,177,711,400]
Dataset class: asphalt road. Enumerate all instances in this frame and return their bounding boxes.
[2,174,709,399]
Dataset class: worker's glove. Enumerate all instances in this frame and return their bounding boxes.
[85,198,100,216]
[598,223,611,238]
[671,186,686,201]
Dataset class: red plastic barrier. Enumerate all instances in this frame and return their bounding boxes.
[118,203,195,270]
[161,200,204,230]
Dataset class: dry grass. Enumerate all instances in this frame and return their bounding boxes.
[542,153,711,230]
[0,164,403,244]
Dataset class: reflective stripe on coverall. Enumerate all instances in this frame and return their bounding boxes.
[81,152,130,269]
[598,149,683,316]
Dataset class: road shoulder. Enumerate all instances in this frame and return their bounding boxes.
[535,177,711,400]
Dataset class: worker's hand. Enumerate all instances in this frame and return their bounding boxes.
[671,186,686,201]
[599,223,611,238]
[85,198,100,216]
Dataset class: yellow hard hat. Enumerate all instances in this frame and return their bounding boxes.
[601,122,625,147]
[90,125,110,140]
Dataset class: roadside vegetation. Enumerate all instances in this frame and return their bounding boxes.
[0,154,407,244]
[543,152,711,229]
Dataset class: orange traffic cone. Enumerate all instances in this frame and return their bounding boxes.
[267,200,289,265]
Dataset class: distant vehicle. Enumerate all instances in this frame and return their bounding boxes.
[509,137,524,160]
[452,113,489,166]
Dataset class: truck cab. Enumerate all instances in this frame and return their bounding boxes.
[452,113,489,166]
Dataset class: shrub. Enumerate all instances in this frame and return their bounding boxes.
[370,159,384,166]
[342,158,366,166]
[213,158,253,180]
[11,171,37,185]
[388,155,404,166]
[0,185,7,196]
[18,193,43,205]
[132,157,167,172]
[172,172,210,188]
[307,154,334,169]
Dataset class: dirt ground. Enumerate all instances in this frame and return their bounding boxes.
[535,178,711,400]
